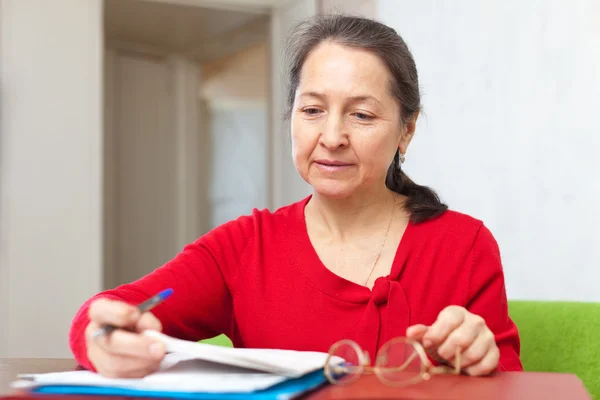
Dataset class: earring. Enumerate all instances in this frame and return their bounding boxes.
[399,153,406,164]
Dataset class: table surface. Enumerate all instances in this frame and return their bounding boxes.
[0,358,75,395]
[0,358,592,400]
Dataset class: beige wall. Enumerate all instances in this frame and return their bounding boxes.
[103,47,203,288]
[321,0,376,17]
[0,0,103,357]
[201,43,268,108]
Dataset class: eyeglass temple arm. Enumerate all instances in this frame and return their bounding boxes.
[429,350,461,375]
[398,349,419,371]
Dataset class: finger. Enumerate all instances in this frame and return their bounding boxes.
[436,319,481,362]
[93,328,165,361]
[135,312,162,333]
[88,298,140,328]
[405,325,444,364]
[463,345,500,376]
[88,345,161,378]
[406,324,428,341]
[459,330,496,369]
[423,306,465,348]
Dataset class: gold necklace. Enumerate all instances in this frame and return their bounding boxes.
[363,194,396,286]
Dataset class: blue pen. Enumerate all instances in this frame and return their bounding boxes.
[91,288,173,339]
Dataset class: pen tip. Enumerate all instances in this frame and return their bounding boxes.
[158,288,174,300]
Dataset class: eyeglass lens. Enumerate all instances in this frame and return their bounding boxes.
[375,338,424,384]
[326,341,364,384]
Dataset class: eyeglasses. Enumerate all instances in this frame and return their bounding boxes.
[324,337,460,387]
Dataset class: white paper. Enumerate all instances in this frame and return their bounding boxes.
[143,331,334,378]
[13,332,343,394]
[14,354,288,393]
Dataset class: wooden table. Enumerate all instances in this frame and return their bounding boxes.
[0,358,592,399]
[0,359,75,396]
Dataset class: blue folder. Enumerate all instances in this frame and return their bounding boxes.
[31,368,328,400]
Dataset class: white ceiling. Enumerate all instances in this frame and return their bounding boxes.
[104,0,266,52]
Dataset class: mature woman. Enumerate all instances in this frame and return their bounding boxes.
[69,14,522,378]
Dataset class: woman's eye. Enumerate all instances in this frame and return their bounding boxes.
[353,112,374,121]
[302,108,322,115]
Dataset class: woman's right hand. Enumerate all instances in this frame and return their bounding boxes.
[85,298,166,378]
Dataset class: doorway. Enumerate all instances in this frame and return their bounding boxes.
[102,0,272,288]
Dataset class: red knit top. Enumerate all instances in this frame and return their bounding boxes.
[69,196,522,372]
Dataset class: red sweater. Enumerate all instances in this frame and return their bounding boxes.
[69,196,522,372]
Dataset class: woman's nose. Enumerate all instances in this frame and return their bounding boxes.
[319,115,349,149]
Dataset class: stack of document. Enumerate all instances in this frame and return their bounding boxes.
[13,331,341,399]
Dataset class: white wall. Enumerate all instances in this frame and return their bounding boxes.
[0,0,103,357]
[379,0,600,301]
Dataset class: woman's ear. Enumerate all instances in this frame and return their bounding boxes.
[398,110,420,154]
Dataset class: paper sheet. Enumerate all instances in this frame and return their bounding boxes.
[144,330,334,377]
[15,354,288,393]
[13,332,342,394]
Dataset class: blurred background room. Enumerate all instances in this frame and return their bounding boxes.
[0,0,598,359]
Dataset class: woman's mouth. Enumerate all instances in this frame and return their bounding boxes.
[314,159,353,173]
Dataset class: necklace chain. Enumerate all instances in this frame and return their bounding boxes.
[363,194,396,286]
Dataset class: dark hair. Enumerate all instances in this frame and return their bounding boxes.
[283,14,447,223]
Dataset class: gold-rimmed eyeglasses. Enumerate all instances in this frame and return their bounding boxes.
[324,337,460,387]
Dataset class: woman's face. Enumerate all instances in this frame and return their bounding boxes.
[291,41,415,200]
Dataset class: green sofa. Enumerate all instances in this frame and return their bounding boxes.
[203,301,597,398]
[509,300,598,399]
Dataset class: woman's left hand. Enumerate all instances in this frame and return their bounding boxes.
[406,305,499,376]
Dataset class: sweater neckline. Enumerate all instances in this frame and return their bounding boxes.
[291,195,416,304]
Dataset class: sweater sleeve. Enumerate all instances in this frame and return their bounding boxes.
[466,224,523,372]
[69,216,251,371]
